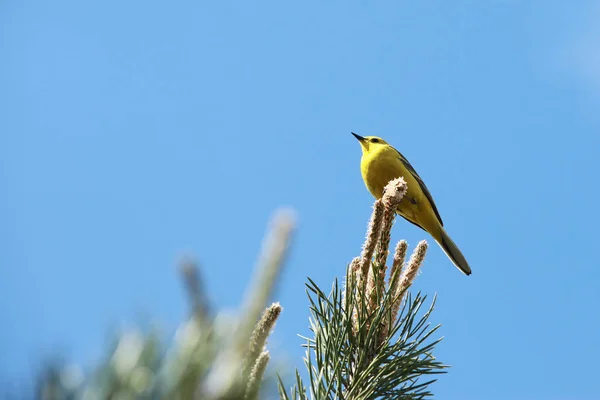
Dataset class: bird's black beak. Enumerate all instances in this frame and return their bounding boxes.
[351,132,365,142]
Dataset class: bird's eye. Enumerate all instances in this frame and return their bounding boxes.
[370,138,379,143]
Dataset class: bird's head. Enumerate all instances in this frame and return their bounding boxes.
[351,132,389,154]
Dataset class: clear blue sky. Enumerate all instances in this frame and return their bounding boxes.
[2,0,600,398]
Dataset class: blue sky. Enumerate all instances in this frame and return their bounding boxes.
[2,0,600,398]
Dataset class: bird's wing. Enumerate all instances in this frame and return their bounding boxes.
[394,148,444,226]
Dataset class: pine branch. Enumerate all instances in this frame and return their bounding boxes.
[35,209,296,400]
[36,179,450,400]
[281,178,448,400]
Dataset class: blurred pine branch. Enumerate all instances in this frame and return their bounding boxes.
[36,209,295,400]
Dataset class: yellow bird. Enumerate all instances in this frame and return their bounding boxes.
[351,132,471,275]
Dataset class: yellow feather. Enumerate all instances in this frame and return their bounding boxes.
[351,133,472,275]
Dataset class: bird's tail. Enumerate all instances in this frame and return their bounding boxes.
[435,227,472,276]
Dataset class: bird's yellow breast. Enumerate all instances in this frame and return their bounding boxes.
[360,146,435,231]
[361,147,403,198]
